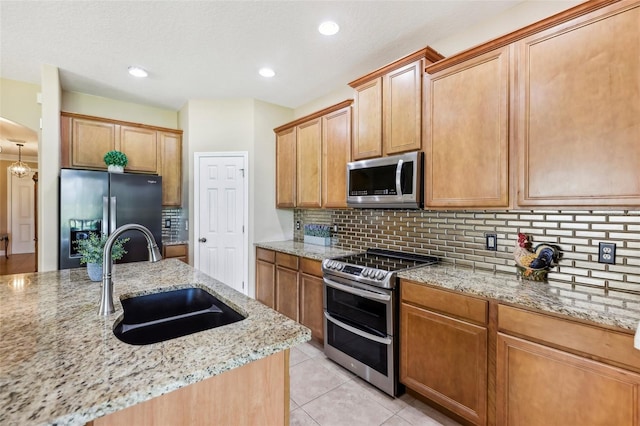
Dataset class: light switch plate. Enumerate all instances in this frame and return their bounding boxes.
[485,234,497,251]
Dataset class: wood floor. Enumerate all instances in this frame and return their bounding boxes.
[0,253,37,275]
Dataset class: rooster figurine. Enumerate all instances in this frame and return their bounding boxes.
[514,233,559,281]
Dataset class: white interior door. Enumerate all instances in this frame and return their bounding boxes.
[195,152,248,294]
[9,172,35,254]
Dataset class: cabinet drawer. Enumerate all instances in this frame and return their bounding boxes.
[498,305,640,372]
[401,280,488,325]
[256,248,275,263]
[300,258,322,277]
[276,252,299,270]
[164,244,187,258]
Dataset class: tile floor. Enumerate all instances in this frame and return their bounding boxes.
[289,341,461,426]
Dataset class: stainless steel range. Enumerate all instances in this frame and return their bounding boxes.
[322,249,438,396]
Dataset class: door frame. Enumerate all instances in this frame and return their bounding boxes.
[193,151,249,294]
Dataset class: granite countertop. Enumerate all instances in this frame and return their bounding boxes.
[400,264,640,332]
[255,240,358,261]
[0,259,310,426]
[255,241,640,332]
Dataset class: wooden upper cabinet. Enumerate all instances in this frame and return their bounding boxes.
[352,78,383,160]
[424,46,511,208]
[384,60,423,155]
[350,48,444,160]
[118,125,158,173]
[275,127,297,208]
[296,119,322,208]
[71,118,116,169]
[322,106,351,208]
[517,1,640,207]
[159,131,182,206]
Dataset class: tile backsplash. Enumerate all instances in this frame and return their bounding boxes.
[161,208,185,242]
[293,209,640,295]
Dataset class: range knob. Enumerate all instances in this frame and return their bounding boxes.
[362,269,370,277]
[375,270,385,280]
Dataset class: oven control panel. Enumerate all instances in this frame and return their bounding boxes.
[323,260,392,286]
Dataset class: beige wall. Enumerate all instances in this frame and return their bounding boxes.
[39,64,61,271]
[62,91,179,129]
[0,78,41,132]
[180,98,294,296]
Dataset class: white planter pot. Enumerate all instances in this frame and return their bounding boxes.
[86,262,102,281]
[304,235,331,246]
[107,164,124,173]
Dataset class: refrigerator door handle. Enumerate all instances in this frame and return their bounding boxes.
[110,196,117,234]
[102,196,109,235]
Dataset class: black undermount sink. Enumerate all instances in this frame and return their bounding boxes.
[113,287,245,345]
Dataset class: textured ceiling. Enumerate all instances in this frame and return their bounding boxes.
[0,0,530,113]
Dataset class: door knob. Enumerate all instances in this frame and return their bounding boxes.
[199,237,207,243]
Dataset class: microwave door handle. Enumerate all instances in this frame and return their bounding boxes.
[102,197,109,235]
[395,159,404,195]
[324,312,392,345]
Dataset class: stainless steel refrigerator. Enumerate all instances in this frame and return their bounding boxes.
[59,169,162,269]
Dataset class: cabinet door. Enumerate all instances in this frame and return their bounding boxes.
[322,106,351,208]
[497,333,640,426]
[159,131,182,206]
[400,302,487,425]
[353,78,382,160]
[256,259,276,309]
[299,272,324,341]
[119,125,158,173]
[296,119,322,208]
[425,46,510,208]
[517,2,640,206]
[275,266,298,321]
[71,118,116,169]
[275,127,297,208]
[384,60,423,155]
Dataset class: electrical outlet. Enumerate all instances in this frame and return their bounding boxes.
[485,233,497,251]
[598,242,616,264]
[164,218,171,228]
[332,224,338,233]
[295,221,301,231]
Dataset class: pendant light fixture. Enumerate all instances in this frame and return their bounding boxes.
[9,142,31,178]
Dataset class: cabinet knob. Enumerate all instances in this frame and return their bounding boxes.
[199,237,207,243]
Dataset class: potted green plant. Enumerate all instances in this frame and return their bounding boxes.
[74,233,130,281]
[104,150,128,173]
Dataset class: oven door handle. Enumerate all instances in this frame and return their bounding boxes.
[323,278,391,302]
[325,312,392,345]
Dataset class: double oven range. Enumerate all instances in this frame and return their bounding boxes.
[322,249,438,396]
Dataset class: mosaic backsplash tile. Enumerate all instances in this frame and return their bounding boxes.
[293,209,640,295]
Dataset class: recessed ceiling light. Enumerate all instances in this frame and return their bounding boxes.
[128,66,148,78]
[318,21,339,36]
[259,67,275,78]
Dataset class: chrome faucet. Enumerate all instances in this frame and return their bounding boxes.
[99,224,162,315]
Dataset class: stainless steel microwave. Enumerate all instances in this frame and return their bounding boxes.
[347,151,423,209]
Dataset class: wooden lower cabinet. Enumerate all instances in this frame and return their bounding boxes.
[496,333,640,425]
[90,350,289,426]
[401,302,488,425]
[299,258,324,341]
[255,248,324,341]
[162,244,188,264]
[276,265,299,321]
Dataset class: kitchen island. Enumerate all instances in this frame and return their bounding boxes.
[0,259,310,426]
